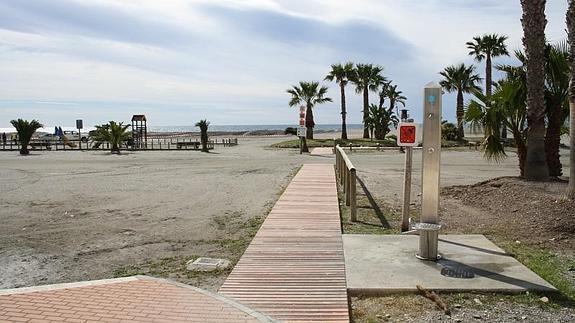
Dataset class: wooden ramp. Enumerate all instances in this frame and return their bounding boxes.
[219,164,349,322]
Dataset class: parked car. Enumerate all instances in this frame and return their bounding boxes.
[37,133,60,142]
[63,130,89,142]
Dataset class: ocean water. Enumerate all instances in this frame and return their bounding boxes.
[0,124,364,134]
[148,124,366,133]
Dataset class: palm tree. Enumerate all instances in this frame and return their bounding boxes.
[287,81,332,140]
[385,84,407,117]
[467,76,528,176]
[369,103,399,141]
[544,42,570,177]
[568,0,575,198]
[91,121,131,154]
[10,119,43,155]
[520,0,549,181]
[439,63,482,141]
[352,64,387,139]
[467,34,509,139]
[195,119,210,152]
[325,62,356,140]
[467,34,509,102]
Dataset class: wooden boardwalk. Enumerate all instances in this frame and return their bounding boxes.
[219,164,349,322]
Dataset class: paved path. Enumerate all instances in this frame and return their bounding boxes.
[219,164,349,322]
[0,276,275,322]
[310,147,334,156]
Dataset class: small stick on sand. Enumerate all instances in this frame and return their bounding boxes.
[416,284,451,315]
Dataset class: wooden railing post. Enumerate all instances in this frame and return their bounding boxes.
[350,168,357,222]
[345,168,350,206]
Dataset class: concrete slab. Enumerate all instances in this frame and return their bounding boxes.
[310,147,334,156]
[343,234,557,295]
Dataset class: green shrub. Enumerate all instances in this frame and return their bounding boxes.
[442,122,458,141]
[284,127,297,135]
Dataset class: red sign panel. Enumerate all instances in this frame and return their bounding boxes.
[397,122,418,147]
[399,126,415,144]
[399,125,416,144]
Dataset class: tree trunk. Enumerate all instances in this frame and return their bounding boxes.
[567,0,575,198]
[513,130,527,177]
[301,137,309,153]
[19,141,29,155]
[340,83,348,140]
[111,143,120,154]
[569,99,575,197]
[486,53,492,103]
[374,122,384,140]
[545,103,563,177]
[521,0,549,181]
[201,131,209,152]
[305,103,314,140]
[456,89,465,141]
[363,86,370,139]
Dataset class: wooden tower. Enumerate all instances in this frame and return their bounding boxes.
[131,115,147,149]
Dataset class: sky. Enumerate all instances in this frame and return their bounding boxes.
[0,0,570,128]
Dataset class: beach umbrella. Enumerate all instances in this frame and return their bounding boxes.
[58,127,64,137]
[54,126,58,135]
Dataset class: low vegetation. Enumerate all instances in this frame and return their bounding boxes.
[271,138,396,149]
[10,118,43,155]
[91,121,131,154]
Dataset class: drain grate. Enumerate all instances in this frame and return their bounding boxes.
[440,266,475,279]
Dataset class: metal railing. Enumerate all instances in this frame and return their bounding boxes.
[334,145,357,222]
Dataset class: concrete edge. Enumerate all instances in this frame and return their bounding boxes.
[0,276,139,295]
[348,286,559,297]
[135,276,279,323]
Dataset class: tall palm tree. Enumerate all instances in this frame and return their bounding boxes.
[325,62,356,140]
[352,64,387,139]
[91,121,131,154]
[439,63,482,141]
[195,119,210,152]
[467,34,509,138]
[544,42,570,177]
[521,0,549,181]
[568,0,575,198]
[287,81,332,140]
[467,34,509,101]
[10,119,43,155]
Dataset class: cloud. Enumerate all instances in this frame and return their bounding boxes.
[0,0,201,48]
[0,0,570,128]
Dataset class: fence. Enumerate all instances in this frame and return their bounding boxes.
[0,137,237,152]
[334,145,357,222]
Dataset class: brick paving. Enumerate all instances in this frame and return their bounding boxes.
[0,276,275,322]
[220,164,349,322]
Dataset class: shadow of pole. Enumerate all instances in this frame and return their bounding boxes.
[356,175,392,229]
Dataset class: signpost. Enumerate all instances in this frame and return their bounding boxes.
[416,82,443,260]
[76,119,83,150]
[397,110,417,232]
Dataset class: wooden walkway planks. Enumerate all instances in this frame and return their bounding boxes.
[219,164,349,322]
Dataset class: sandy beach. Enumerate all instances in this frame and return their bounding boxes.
[0,134,571,291]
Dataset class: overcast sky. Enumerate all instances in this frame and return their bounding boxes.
[0,0,569,128]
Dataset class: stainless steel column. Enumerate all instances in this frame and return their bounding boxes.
[417,82,442,260]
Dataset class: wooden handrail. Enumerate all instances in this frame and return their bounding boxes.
[335,145,357,222]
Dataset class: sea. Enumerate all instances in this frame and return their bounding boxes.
[0,124,365,134]
[147,124,364,133]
